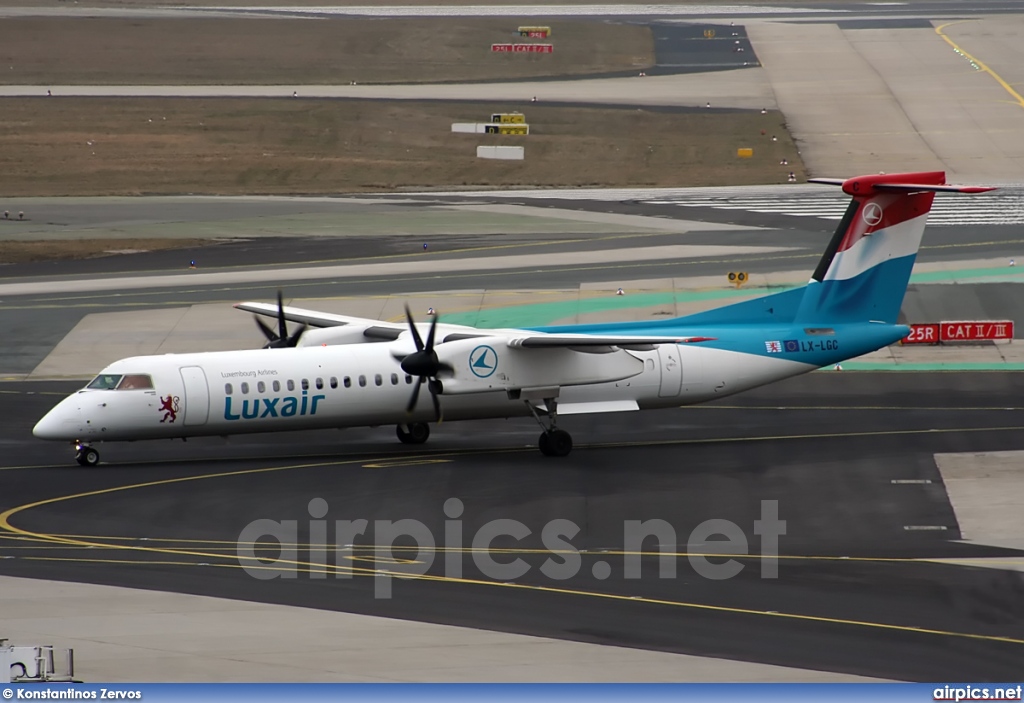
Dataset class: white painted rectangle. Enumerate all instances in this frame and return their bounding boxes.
[477,146,524,160]
[559,400,639,415]
[453,123,529,134]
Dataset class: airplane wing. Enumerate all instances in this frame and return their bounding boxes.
[235,302,385,328]
[236,302,717,350]
[234,302,407,340]
[505,334,716,349]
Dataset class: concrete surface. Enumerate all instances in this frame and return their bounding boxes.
[0,576,884,682]
[747,20,1024,181]
[933,450,1024,552]
[0,244,796,297]
[0,69,777,109]
[0,200,760,242]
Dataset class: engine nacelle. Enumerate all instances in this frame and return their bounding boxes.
[298,326,381,347]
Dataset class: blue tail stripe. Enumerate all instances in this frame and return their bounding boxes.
[533,254,917,335]
[796,254,916,324]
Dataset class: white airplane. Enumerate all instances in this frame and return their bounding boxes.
[34,172,993,466]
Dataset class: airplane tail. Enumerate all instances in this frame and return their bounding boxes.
[793,171,993,323]
[674,172,994,327]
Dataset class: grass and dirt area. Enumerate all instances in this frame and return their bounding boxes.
[0,98,804,196]
[0,5,807,263]
[0,17,653,85]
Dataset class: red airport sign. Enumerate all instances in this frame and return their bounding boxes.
[512,43,553,53]
[492,44,552,53]
[902,321,1014,344]
[901,324,939,345]
[939,320,1014,342]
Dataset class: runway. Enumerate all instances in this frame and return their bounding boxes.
[3,374,1024,681]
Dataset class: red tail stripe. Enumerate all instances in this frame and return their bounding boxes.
[836,191,935,253]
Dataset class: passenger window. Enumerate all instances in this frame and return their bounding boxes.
[257,381,265,393]
[87,374,122,390]
[344,377,352,388]
[301,378,309,391]
[273,380,280,392]
[391,373,399,385]
[316,378,324,390]
[241,382,249,394]
[225,383,233,395]
[117,374,154,390]
[330,377,338,389]
[405,374,413,385]
[287,380,295,391]
[358,375,367,387]
[374,374,382,386]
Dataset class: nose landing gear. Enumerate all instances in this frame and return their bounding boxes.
[74,442,100,467]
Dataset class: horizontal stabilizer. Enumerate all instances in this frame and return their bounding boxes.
[808,174,995,195]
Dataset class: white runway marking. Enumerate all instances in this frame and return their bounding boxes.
[416,185,1024,227]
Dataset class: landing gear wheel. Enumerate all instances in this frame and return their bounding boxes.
[75,447,99,467]
[396,422,430,445]
[538,429,572,457]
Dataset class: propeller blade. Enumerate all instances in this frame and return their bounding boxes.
[286,322,307,347]
[425,312,439,352]
[429,385,442,423]
[406,377,423,413]
[404,304,424,352]
[276,290,288,342]
[254,316,278,344]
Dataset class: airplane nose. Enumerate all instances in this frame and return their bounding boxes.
[33,400,82,440]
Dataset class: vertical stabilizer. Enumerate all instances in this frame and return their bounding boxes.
[795,172,994,324]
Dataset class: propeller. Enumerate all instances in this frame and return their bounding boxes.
[253,290,307,349]
[398,305,452,421]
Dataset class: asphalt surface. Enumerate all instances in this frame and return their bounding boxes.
[3,374,1024,681]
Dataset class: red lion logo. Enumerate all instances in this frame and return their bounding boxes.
[159,395,180,423]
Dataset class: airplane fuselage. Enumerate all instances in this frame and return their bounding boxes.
[33,321,902,444]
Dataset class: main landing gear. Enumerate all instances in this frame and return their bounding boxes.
[74,442,99,467]
[526,396,573,457]
[538,428,573,458]
[396,422,430,445]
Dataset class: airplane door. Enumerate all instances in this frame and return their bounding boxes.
[179,366,210,426]
[657,344,683,397]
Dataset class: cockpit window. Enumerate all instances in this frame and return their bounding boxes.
[117,374,154,390]
[87,374,122,390]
